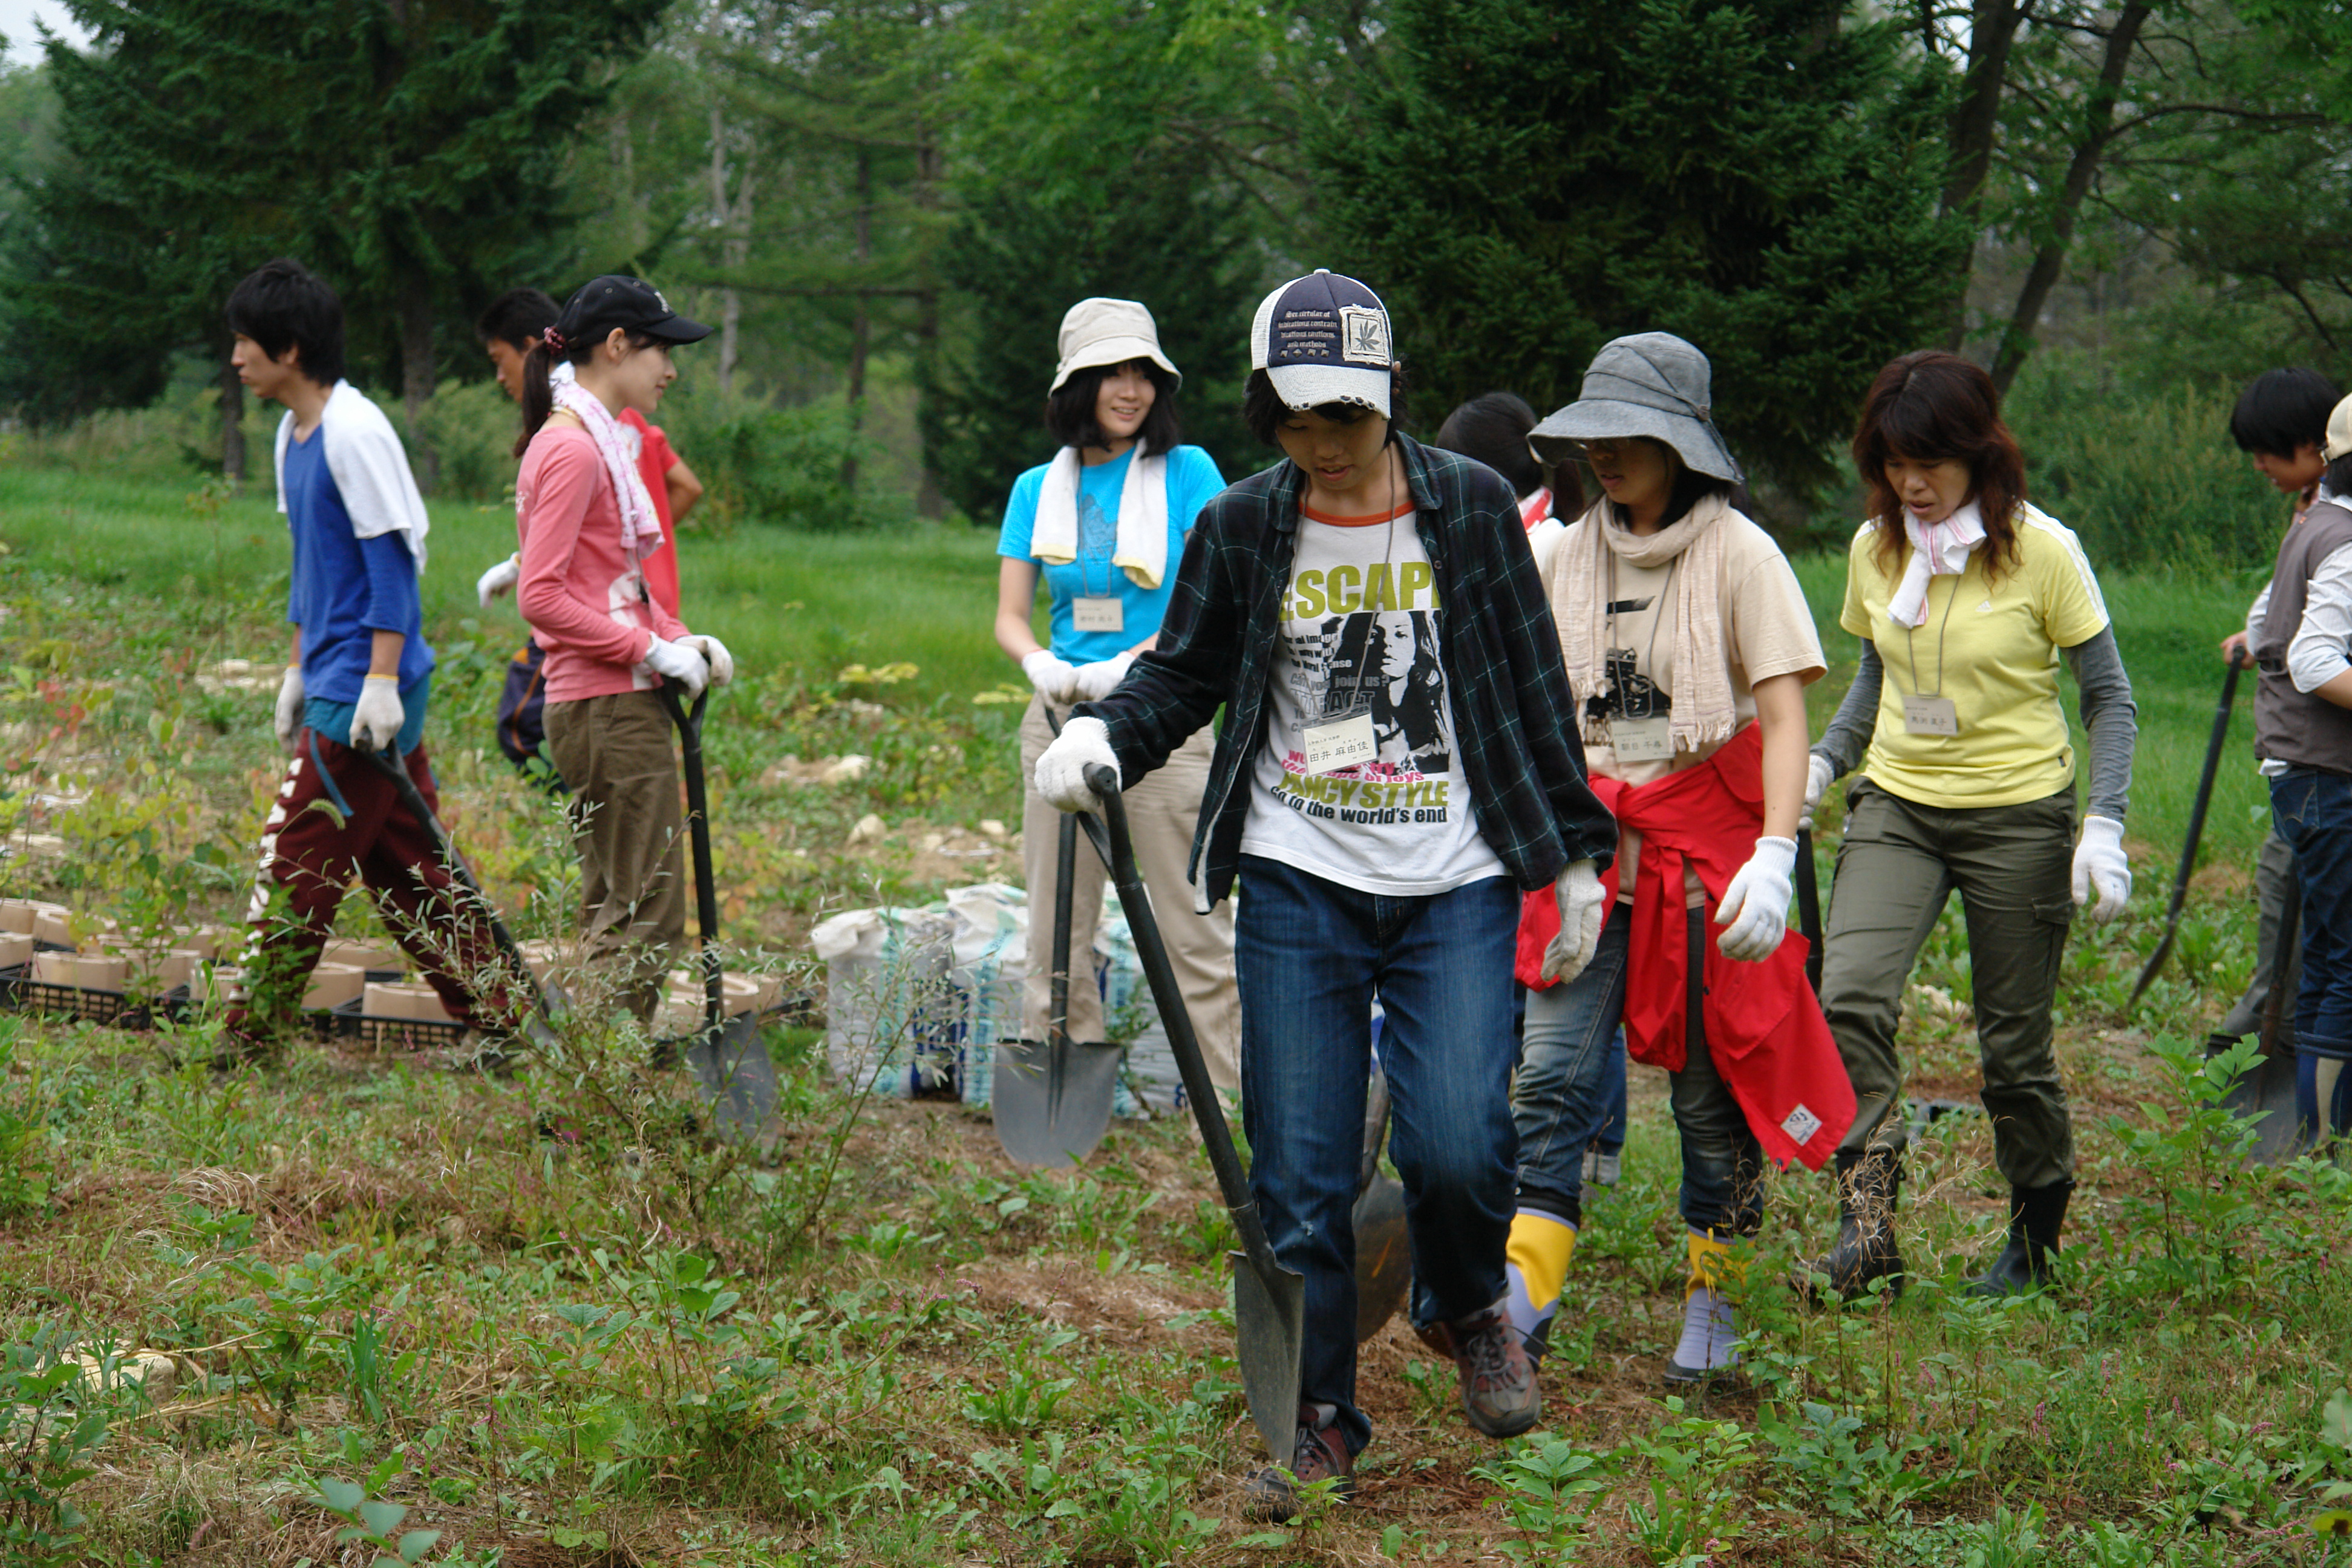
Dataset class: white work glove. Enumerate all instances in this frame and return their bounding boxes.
[1022,649,1080,704]
[350,675,404,752]
[642,636,711,699]
[1716,835,1797,963]
[1033,715,1119,812]
[1800,753,1837,831]
[2072,815,2131,923]
[476,554,520,609]
[1070,651,1135,702]
[274,664,305,747]
[1541,859,1607,984]
[680,633,734,688]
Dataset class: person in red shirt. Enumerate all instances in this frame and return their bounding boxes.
[475,287,707,784]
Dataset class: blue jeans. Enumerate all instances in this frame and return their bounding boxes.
[1515,907,1762,1235]
[2271,768,2352,1137]
[1513,911,1632,1226]
[1235,855,1521,1457]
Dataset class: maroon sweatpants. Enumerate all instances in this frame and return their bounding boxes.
[229,730,514,1039]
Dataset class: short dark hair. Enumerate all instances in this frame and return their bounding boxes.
[1434,392,1541,495]
[2230,368,2341,458]
[2325,452,2352,498]
[478,287,561,351]
[1044,359,1183,456]
[225,258,346,387]
[1242,363,1413,446]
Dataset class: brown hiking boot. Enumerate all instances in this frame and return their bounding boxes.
[1417,1299,1542,1438]
[1242,1402,1355,1521]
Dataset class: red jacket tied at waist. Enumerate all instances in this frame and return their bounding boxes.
[1514,724,1853,1169]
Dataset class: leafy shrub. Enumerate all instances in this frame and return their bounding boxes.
[400,379,521,503]
[655,381,905,532]
[2006,360,2285,572]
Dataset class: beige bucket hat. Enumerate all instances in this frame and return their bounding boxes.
[1050,298,1182,392]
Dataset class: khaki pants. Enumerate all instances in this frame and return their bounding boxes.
[1819,780,2077,1188]
[1019,694,1241,1093]
[546,690,688,1021]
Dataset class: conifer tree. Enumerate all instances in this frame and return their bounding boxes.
[1317,0,1964,505]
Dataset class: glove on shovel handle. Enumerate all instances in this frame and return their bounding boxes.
[1081,763,1281,1271]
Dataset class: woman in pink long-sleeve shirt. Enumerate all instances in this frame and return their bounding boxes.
[513,276,736,1022]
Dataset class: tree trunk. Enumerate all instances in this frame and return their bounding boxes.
[842,145,873,494]
[219,348,246,486]
[402,278,437,493]
[1938,0,2031,350]
[710,103,742,396]
[912,119,944,519]
[1989,3,2153,394]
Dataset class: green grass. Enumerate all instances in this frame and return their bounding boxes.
[1,468,2347,1567]
[0,466,1026,704]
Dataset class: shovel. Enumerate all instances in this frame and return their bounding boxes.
[1083,764,1304,1468]
[1795,826,1824,996]
[2132,649,2247,1008]
[655,685,781,1142]
[1351,1062,1410,1342]
[359,745,560,1053]
[2229,872,2305,1165]
[993,811,1123,1167]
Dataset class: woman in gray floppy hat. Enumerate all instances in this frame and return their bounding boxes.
[1505,332,1854,1388]
[989,298,1241,1090]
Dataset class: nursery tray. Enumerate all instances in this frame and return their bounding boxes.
[327,998,468,1052]
[6,972,192,1029]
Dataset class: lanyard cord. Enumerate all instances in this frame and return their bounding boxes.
[1901,568,1962,699]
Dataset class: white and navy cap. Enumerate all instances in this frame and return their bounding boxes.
[1250,269,1393,417]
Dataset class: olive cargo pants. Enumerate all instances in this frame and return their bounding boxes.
[1819,780,2078,1189]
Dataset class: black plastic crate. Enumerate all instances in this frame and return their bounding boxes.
[8,973,191,1029]
[328,997,467,1051]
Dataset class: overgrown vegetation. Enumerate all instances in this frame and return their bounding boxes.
[0,484,2347,1564]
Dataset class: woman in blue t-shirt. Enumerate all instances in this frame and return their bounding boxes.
[991,297,1241,1091]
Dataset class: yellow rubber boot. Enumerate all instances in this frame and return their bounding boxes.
[1667,1229,1743,1384]
[1503,1209,1578,1352]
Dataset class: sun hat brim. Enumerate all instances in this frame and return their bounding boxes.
[1267,362,1391,417]
[1050,335,1183,393]
[1528,399,1741,483]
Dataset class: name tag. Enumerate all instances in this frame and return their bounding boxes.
[1073,596,1124,633]
[1304,711,1377,776]
[1903,694,1959,736]
[1612,716,1674,762]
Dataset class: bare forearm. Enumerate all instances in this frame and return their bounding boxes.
[368,630,403,679]
[1753,673,1809,840]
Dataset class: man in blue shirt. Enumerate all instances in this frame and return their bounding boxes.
[220,258,516,1059]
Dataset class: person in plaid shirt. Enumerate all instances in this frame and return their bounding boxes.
[1033,272,1615,1517]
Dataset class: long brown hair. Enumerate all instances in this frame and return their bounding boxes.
[1851,351,2027,582]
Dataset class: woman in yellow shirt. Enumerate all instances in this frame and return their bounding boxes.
[1803,351,2137,1299]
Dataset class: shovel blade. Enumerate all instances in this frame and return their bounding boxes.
[2221,1046,2305,1166]
[1230,1246,1307,1464]
[1351,1174,1411,1342]
[682,1014,779,1141]
[993,1038,1124,1168]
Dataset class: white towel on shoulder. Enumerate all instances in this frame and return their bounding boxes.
[1029,446,1169,589]
[1889,501,1987,627]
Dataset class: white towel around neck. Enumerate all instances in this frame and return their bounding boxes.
[1028,445,1169,589]
[1889,501,1988,628]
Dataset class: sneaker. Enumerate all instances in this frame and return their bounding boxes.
[1417,1299,1541,1438]
[1242,1403,1355,1521]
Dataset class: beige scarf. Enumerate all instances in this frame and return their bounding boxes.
[1552,491,1738,756]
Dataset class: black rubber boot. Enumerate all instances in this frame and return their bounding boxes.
[1798,1149,1906,1302]
[1966,1177,2074,1297]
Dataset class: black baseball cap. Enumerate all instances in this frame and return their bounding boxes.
[555,275,711,348]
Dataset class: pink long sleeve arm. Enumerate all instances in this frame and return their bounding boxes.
[516,431,659,669]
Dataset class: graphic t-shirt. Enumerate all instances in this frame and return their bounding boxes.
[1838,503,2110,809]
[996,444,1227,663]
[1240,501,1504,896]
